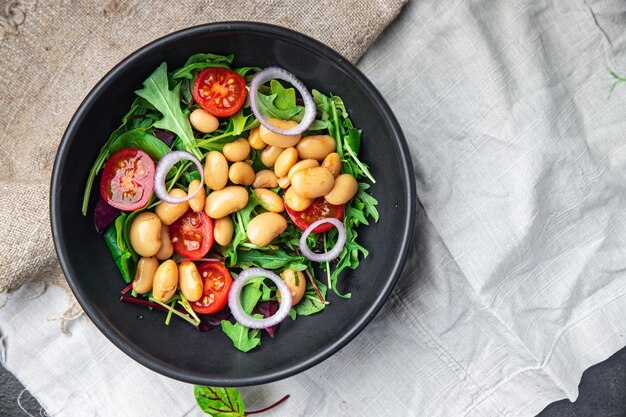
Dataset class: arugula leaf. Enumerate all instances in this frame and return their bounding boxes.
[172,53,234,80]
[221,321,261,352]
[294,279,327,316]
[197,109,258,151]
[242,281,263,313]
[135,63,201,159]
[308,89,380,297]
[236,250,305,270]
[194,386,245,417]
[270,80,296,110]
[224,193,263,266]
[221,265,267,352]
[345,127,361,154]
[307,119,330,131]
[103,215,134,283]
[185,53,234,66]
[357,183,379,222]
[108,129,171,160]
[346,206,369,226]
[234,66,262,83]
[171,62,231,80]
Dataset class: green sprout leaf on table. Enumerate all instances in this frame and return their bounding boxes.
[194,386,289,416]
[609,68,626,95]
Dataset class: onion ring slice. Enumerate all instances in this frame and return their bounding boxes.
[154,151,204,204]
[299,218,346,262]
[249,66,316,136]
[228,268,293,329]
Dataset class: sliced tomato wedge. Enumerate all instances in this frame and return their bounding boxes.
[99,148,154,211]
[285,196,344,234]
[169,210,214,259]
[191,262,232,314]
[192,68,247,118]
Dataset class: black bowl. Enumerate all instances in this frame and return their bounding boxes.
[50,22,415,386]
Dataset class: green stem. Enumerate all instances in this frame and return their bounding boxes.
[323,233,332,292]
[610,69,626,82]
[149,297,200,326]
[196,130,235,148]
[165,299,176,325]
[167,161,192,192]
[330,102,343,156]
[610,69,626,94]
[81,152,108,215]
[345,143,376,184]
[178,294,201,324]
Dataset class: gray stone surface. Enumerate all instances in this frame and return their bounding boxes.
[537,346,626,417]
[0,366,43,416]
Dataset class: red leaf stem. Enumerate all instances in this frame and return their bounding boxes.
[246,394,290,415]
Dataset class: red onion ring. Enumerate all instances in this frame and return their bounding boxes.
[299,218,346,262]
[228,268,293,329]
[154,151,204,204]
[249,66,316,136]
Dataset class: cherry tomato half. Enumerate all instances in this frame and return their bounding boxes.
[99,148,155,211]
[169,210,214,259]
[191,262,233,314]
[192,68,247,118]
[284,196,344,234]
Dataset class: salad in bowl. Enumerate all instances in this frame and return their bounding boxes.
[83,52,379,352]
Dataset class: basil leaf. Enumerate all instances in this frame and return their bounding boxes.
[194,386,245,417]
[221,320,261,352]
[109,130,171,161]
[135,63,201,159]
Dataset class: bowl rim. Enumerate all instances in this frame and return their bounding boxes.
[50,21,416,386]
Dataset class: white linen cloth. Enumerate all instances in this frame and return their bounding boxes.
[2,0,626,416]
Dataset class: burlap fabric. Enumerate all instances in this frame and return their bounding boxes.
[0,0,405,299]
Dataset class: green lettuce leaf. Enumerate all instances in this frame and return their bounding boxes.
[108,130,171,160]
[194,386,245,417]
[103,215,134,283]
[221,321,261,352]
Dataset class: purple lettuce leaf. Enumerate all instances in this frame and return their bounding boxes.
[254,301,280,337]
[152,128,175,147]
[197,306,232,332]
[94,196,120,234]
